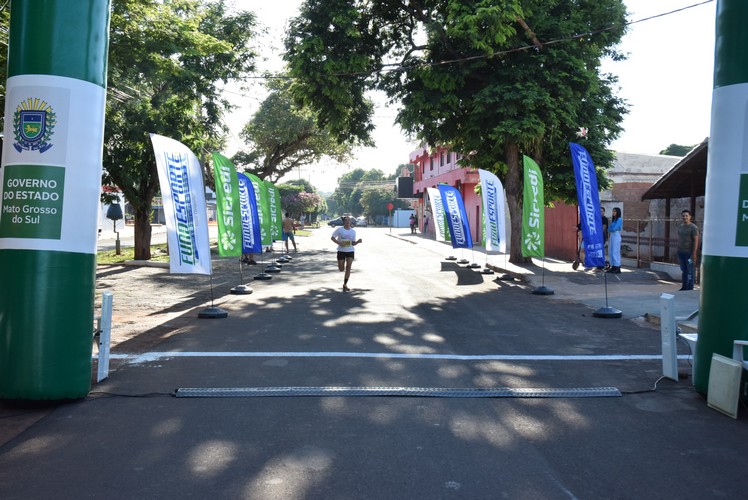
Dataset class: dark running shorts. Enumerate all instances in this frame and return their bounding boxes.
[337,251,354,261]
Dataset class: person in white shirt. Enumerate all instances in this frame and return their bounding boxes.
[330,216,362,292]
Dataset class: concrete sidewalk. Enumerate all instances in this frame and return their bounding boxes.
[390,230,700,328]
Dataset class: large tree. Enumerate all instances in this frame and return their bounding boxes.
[282,191,326,220]
[232,80,354,181]
[360,186,409,219]
[277,180,326,219]
[285,0,628,262]
[104,0,256,259]
[389,163,414,180]
[331,167,390,215]
[284,178,317,194]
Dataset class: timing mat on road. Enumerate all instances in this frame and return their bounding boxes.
[174,386,622,398]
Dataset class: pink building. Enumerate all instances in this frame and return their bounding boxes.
[409,145,482,244]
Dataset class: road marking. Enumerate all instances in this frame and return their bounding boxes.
[100,351,692,364]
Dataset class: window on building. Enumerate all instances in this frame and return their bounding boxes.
[430,157,434,171]
[440,152,445,167]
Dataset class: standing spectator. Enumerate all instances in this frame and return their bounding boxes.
[409,213,416,234]
[423,212,430,234]
[606,207,622,274]
[596,207,609,271]
[677,209,700,291]
[282,212,297,253]
[330,216,362,292]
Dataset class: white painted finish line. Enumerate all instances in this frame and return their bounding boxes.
[100,351,693,364]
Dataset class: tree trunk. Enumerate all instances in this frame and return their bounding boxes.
[133,204,153,261]
[503,140,529,264]
[133,161,160,261]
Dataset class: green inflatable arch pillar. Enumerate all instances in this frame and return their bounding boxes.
[0,0,111,400]
[695,0,748,393]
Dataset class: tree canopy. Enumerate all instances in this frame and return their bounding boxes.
[232,80,354,182]
[327,167,408,217]
[284,178,317,194]
[389,163,414,180]
[360,186,410,218]
[331,168,385,215]
[282,191,326,220]
[659,144,698,157]
[277,179,326,220]
[285,0,628,262]
[103,0,257,259]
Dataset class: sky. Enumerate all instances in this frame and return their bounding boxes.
[602,0,716,153]
[226,0,717,192]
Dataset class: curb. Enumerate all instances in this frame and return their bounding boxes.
[124,260,170,268]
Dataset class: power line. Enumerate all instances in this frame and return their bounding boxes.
[335,181,395,189]
[236,0,714,84]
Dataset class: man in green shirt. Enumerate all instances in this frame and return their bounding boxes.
[677,209,700,291]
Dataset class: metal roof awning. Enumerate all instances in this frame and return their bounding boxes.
[641,138,708,201]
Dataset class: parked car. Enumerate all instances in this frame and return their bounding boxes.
[355,216,368,227]
[327,216,356,227]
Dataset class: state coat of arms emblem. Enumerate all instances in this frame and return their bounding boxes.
[13,98,56,153]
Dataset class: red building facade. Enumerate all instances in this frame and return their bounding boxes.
[409,145,482,243]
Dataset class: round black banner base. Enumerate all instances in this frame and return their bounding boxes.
[198,307,228,319]
[593,307,623,318]
[531,286,554,296]
[499,274,515,281]
[254,273,272,281]
[481,268,495,275]
[445,256,457,261]
[230,285,253,295]
[469,263,481,269]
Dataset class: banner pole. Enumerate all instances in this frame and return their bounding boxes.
[500,253,513,281]
[209,273,216,308]
[265,240,281,274]
[469,248,480,268]
[481,249,494,275]
[593,265,622,318]
[198,272,228,319]
[254,246,272,281]
[230,259,253,295]
[531,258,554,295]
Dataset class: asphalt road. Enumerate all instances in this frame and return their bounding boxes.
[1,227,746,499]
